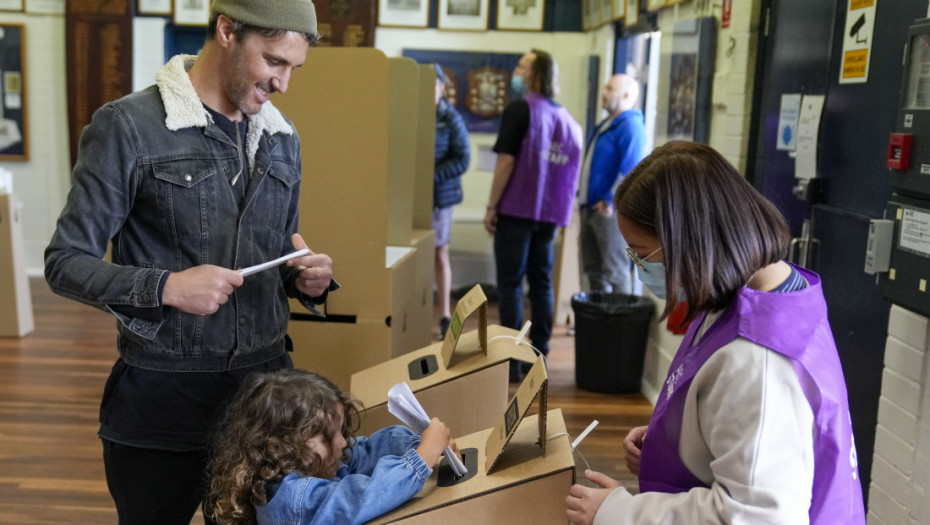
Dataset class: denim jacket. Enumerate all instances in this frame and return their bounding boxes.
[45,54,330,372]
[256,426,432,525]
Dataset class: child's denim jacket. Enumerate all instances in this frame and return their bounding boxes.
[256,425,432,525]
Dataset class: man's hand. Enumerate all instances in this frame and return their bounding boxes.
[565,470,622,525]
[484,208,498,235]
[163,265,244,315]
[593,200,614,218]
[623,425,648,475]
[288,233,333,298]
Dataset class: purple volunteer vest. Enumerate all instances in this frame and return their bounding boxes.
[497,92,582,227]
[638,264,865,524]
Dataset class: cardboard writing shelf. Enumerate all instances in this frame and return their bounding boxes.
[288,246,417,390]
[351,285,537,436]
[370,359,574,525]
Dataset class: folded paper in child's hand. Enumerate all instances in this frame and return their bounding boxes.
[388,382,467,477]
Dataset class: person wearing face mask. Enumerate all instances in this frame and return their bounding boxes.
[565,141,865,525]
[485,49,583,381]
[44,1,339,523]
[577,72,646,295]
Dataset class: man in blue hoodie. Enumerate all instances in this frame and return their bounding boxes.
[577,73,646,294]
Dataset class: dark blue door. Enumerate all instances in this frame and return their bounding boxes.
[750,0,926,502]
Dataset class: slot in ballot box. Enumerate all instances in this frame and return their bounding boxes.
[351,285,536,436]
[369,357,575,525]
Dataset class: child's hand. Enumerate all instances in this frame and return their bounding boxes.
[448,438,462,462]
[416,417,453,465]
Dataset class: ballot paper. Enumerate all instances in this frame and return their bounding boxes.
[387,382,467,477]
[239,249,309,277]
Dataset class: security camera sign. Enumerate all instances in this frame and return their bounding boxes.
[839,0,876,84]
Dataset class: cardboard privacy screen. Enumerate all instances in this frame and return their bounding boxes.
[485,354,548,473]
[440,284,488,367]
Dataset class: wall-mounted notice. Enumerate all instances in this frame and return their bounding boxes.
[0,24,27,161]
[839,0,876,84]
[777,93,801,151]
[900,207,930,257]
[795,95,825,180]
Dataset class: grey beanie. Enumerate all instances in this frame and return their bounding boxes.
[211,0,318,35]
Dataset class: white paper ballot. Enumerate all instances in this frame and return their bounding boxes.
[239,249,310,277]
[387,382,467,477]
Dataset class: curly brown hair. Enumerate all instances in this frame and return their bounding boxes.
[205,369,361,525]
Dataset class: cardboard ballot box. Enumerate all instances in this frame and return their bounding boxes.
[369,357,575,525]
[352,285,537,436]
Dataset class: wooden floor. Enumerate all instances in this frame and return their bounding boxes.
[0,279,652,524]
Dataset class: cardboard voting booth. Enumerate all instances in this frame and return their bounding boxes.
[0,193,33,337]
[369,356,576,525]
[273,50,438,389]
[351,285,537,436]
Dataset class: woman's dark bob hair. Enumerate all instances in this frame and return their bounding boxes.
[614,141,790,323]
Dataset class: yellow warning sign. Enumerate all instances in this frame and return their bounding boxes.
[842,49,869,79]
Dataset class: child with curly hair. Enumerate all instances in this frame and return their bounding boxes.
[206,369,456,525]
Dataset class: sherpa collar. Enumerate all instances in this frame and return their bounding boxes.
[155,54,295,171]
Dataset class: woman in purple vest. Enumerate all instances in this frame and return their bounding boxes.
[565,141,866,524]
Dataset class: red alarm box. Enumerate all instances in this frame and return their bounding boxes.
[887,133,912,170]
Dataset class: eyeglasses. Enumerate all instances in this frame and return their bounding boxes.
[625,246,663,271]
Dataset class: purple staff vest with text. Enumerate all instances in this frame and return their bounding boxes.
[638,264,865,524]
[497,92,582,227]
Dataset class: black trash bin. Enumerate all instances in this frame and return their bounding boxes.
[571,292,654,393]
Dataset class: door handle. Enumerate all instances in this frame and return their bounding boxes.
[788,219,819,268]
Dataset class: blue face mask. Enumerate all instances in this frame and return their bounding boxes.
[636,262,687,302]
[636,260,668,299]
[511,75,526,95]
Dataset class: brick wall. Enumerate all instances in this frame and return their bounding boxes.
[869,306,930,524]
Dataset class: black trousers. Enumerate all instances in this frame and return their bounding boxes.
[102,439,219,525]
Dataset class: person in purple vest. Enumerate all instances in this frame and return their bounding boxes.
[565,141,865,524]
[484,49,583,382]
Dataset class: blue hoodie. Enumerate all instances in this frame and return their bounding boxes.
[582,108,645,208]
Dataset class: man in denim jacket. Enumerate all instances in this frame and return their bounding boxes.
[44,1,336,523]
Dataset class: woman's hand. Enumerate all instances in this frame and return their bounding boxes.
[565,470,622,525]
[623,425,648,475]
